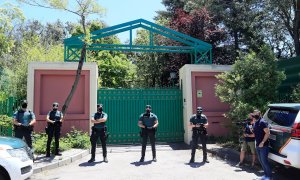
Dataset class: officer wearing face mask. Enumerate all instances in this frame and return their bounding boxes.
[138,105,159,162]
[13,100,36,149]
[88,104,108,163]
[45,102,63,157]
[189,106,209,163]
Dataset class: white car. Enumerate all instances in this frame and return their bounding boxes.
[263,103,300,169]
[0,136,33,180]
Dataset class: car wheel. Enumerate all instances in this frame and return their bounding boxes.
[0,169,10,180]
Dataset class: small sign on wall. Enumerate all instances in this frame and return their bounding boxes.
[197,90,202,98]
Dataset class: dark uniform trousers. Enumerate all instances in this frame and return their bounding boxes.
[46,122,61,154]
[90,127,107,159]
[191,129,207,160]
[141,128,156,158]
[15,126,33,148]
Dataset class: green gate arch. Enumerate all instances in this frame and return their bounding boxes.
[64,18,212,64]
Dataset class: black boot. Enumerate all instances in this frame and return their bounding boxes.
[55,149,62,156]
[139,157,144,162]
[203,158,209,163]
[88,157,95,163]
[189,158,195,163]
[189,154,195,163]
[46,152,50,157]
[103,157,108,163]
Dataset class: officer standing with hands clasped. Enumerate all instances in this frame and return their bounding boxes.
[88,104,108,163]
[13,100,36,149]
[138,105,159,162]
[189,106,209,163]
[46,102,63,157]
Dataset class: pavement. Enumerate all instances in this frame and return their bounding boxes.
[33,142,246,174]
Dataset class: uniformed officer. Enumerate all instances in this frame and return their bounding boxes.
[189,106,209,163]
[12,100,36,149]
[46,102,63,157]
[138,105,159,162]
[88,104,108,163]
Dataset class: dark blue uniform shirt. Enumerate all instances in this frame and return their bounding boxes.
[47,110,62,121]
[93,112,108,129]
[139,113,157,127]
[253,118,269,147]
[13,110,36,126]
[190,114,208,125]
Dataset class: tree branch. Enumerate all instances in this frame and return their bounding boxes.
[19,0,81,16]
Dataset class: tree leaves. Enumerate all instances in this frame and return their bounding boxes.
[215,46,286,122]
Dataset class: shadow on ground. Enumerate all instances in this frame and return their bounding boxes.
[130,160,153,166]
[79,161,104,167]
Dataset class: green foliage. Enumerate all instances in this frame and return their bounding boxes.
[215,46,285,137]
[0,3,24,57]
[33,133,50,154]
[93,51,136,88]
[0,115,12,128]
[33,127,89,154]
[0,34,64,98]
[131,29,171,88]
[290,83,300,102]
[33,133,72,154]
[65,127,90,149]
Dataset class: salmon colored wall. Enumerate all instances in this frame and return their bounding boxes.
[33,70,90,135]
[191,72,230,136]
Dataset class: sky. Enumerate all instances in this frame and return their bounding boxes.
[5,0,166,42]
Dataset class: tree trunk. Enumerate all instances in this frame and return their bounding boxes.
[61,16,87,117]
[61,44,86,116]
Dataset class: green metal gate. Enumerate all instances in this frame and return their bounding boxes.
[97,88,184,144]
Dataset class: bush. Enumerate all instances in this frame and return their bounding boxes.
[33,127,89,154]
[65,127,90,149]
[0,115,12,128]
[215,46,285,141]
[290,83,300,102]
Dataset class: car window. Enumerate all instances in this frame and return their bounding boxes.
[266,108,298,127]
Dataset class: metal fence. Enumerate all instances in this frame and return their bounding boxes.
[0,97,18,136]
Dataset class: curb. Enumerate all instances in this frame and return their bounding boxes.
[33,149,89,174]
